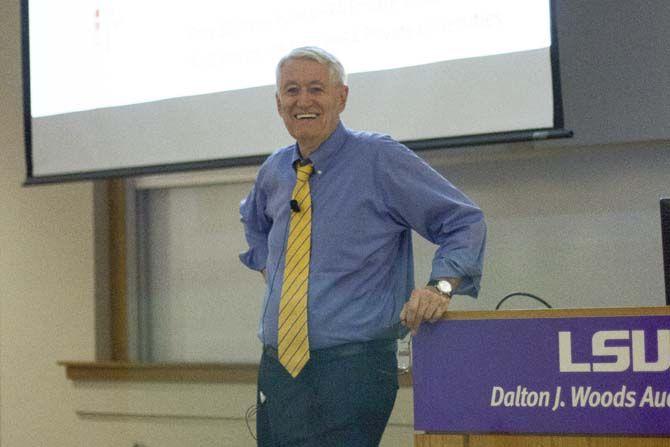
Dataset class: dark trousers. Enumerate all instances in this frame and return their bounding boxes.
[256,340,399,447]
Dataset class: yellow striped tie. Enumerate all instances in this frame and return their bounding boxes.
[278,162,314,377]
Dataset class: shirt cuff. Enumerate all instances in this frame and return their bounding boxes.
[431,259,482,298]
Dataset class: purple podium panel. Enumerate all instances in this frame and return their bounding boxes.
[412,315,670,435]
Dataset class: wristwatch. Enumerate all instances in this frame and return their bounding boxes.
[427,279,453,298]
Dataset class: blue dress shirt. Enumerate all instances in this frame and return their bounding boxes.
[240,122,486,349]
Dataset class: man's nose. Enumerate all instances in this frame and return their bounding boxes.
[296,89,312,107]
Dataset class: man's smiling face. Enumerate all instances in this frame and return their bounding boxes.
[276,58,348,157]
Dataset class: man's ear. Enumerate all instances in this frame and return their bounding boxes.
[338,85,349,113]
[275,93,282,114]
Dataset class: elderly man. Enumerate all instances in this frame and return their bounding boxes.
[239,47,486,446]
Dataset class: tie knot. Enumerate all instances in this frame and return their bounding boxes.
[296,163,314,181]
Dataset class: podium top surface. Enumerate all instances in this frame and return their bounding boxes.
[444,306,670,321]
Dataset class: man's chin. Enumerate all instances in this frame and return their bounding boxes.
[289,129,321,144]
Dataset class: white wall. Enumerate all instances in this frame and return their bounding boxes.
[1,0,669,446]
[422,139,669,312]
[0,1,95,446]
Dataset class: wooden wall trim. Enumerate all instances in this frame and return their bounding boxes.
[58,362,413,386]
[108,179,128,361]
[59,362,257,383]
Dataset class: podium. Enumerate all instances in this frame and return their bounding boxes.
[413,307,670,447]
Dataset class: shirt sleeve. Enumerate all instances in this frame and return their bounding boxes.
[375,139,486,297]
[239,169,272,272]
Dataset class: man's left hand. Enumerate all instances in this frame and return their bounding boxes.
[399,287,451,336]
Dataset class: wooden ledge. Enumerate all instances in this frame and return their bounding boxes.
[59,361,413,387]
[445,306,670,320]
[59,362,259,383]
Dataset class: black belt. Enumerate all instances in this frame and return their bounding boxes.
[263,339,396,362]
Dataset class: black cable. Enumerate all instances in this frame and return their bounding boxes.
[244,404,257,441]
[495,292,552,310]
[259,205,293,346]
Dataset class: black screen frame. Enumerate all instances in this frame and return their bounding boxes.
[661,198,670,306]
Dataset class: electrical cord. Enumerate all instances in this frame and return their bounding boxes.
[244,404,258,441]
[246,191,296,442]
[495,292,552,310]
[248,241,284,443]
[258,205,293,347]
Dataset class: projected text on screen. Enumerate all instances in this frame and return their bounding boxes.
[29,0,550,117]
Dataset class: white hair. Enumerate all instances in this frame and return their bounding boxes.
[275,46,347,88]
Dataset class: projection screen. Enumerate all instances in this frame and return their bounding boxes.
[22,0,568,184]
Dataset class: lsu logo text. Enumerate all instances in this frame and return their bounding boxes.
[559,330,670,372]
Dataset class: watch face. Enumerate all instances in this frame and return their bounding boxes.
[437,280,452,295]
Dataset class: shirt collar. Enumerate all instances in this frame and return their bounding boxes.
[291,121,349,173]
